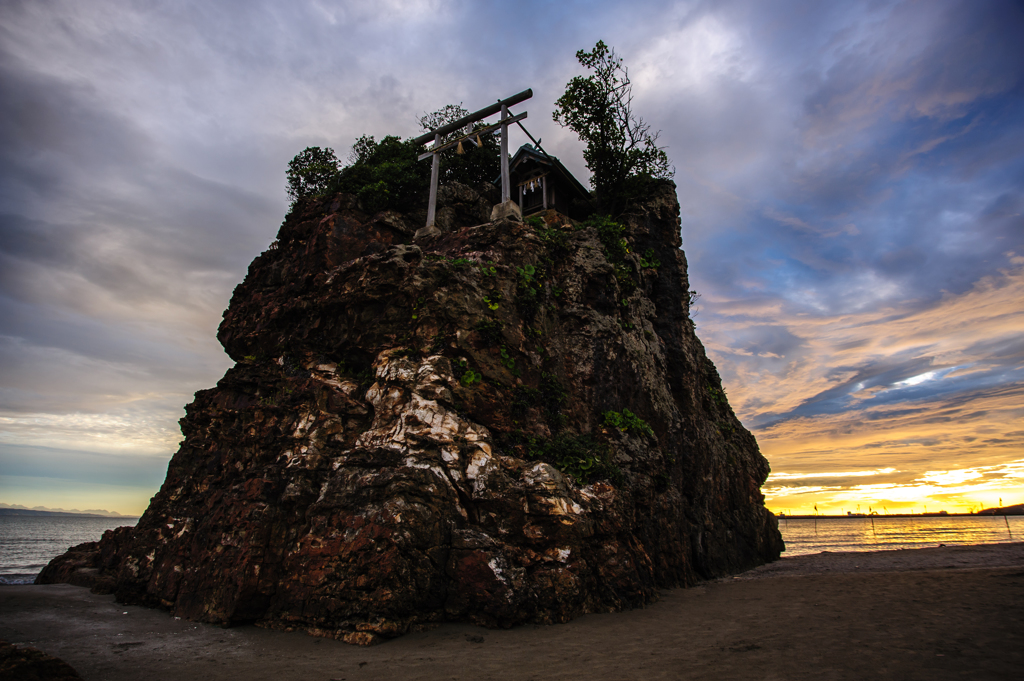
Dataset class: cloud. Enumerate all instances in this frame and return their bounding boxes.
[0,0,1022,516]
[0,443,169,488]
[703,263,1024,422]
[701,256,1024,512]
[758,381,1024,512]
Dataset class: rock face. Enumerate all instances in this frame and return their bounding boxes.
[39,181,782,643]
[0,640,83,680]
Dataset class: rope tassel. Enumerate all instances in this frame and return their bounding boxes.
[456,140,464,155]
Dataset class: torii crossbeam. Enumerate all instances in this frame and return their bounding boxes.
[413,88,532,228]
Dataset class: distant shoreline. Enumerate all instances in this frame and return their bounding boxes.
[777,512,1021,519]
[0,508,138,520]
[777,503,1023,519]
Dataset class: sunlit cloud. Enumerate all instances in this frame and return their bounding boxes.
[921,468,984,486]
[770,467,897,481]
[0,410,182,455]
[703,264,1024,424]
[717,261,1024,514]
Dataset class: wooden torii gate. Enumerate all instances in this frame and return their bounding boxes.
[413,88,532,228]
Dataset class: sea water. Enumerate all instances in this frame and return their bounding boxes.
[778,515,1023,556]
[0,515,137,585]
[2,514,1021,583]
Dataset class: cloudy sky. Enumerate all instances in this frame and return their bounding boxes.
[1,0,1021,516]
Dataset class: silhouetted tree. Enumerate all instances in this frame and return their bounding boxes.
[286,146,341,206]
[554,40,673,214]
[336,135,429,213]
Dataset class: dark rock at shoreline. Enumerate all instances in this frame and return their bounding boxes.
[39,181,782,642]
[0,639,83,680]
[35,527,134,593]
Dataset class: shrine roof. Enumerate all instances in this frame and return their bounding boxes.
[500,144,591,199]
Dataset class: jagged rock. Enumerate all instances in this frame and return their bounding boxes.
[36,526,134,594]
[0,640,83,680]
[40,181,782,642]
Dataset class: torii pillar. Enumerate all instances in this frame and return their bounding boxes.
[414,89,531,228]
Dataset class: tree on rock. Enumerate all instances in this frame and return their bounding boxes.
[418,103,470,143]
[336,135,428,213]
[553,40,674,214]
[286,146,341,206]
[418,103,501,188]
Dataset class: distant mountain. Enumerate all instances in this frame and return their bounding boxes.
[978,503,1024,516]
[0,504,137,518]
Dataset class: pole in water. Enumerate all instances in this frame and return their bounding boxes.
[1001,498,1012,539]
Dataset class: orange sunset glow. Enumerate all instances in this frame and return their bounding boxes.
[701,262,1024,515]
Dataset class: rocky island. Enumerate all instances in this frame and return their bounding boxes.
[39,179,783,644]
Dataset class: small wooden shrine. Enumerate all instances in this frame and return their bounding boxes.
[507,144,590,219]
[414,88,591,227]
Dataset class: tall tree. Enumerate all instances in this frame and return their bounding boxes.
[286,147,340,206]
[553,41,673,213]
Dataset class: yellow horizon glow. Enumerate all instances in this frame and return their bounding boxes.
[0,476,153,517]
[766,491,1022,517]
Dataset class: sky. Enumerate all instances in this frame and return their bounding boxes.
[0,0,1021,516]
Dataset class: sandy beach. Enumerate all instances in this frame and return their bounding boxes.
[3,543,1022,681]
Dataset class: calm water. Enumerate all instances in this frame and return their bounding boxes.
[0,515,137,585]
[1,514,1020,583]
[778,515,1023,556]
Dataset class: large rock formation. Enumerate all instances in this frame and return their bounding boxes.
[39,181,782,643]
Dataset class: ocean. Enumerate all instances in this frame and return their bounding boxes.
[0,515,137,585]
[778,515,1023,556]
[1,514,1021,584]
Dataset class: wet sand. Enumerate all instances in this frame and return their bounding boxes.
[2,543,1022,681]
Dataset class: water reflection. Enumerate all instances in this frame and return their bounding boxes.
[778,515,1023,556]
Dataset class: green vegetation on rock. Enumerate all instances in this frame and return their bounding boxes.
[514,431,620,485]
[602,408,654,437]
[284,103,501,212]
[582,215,636,294]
